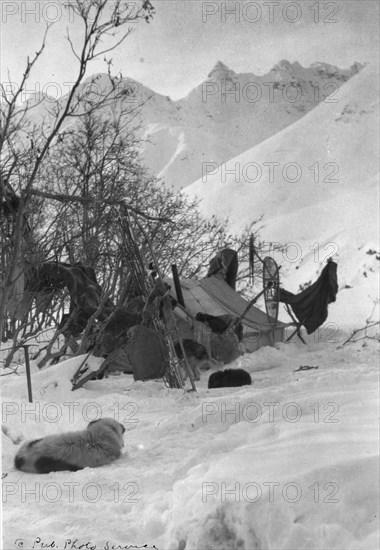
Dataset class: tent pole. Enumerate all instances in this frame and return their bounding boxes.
[284,304,307,345]
[234,285,269,327]
[171,264,185,308]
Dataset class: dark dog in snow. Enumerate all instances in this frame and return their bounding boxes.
[14,418,125,473]
[208,368,252,388]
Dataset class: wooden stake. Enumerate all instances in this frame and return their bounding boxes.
[22,345,33,403]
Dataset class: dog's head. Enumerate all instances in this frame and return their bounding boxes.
[87,418,125,445]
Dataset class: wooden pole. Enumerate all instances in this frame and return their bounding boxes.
[234,285,269,327]
[171,264,185,308]
[22,345,33,403]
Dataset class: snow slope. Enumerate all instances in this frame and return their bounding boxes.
[142,60,362,190]
[185,65,380,330]
[2,339,379,550]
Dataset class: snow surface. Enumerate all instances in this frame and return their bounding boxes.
[2,336,379,550]
[185,64,380,330]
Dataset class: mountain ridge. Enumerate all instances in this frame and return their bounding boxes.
[143,59,363,189]
[24,60,364,191]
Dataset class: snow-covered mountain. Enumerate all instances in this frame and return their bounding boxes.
[185,65,380,330]
[141,60,362,190]
[24,61,362,191]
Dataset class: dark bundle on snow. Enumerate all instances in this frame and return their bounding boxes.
[208,368,252,388]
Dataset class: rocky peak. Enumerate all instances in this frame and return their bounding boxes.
[207,61,237,82]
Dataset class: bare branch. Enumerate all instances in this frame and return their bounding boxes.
[30,189,172,223]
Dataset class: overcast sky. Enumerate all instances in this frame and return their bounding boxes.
[1,0,379,100]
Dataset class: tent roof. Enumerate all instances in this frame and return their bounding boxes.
[165,276,286,332]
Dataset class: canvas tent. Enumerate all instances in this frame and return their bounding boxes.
[165,275,286,359]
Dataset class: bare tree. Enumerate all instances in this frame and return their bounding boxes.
[1,0,270,373]
[0,0,155,339]
[34,104,264,296]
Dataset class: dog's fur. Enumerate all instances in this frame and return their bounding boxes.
[14,418,125,474]
[175,339,219,381]
[208,368,252,388]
